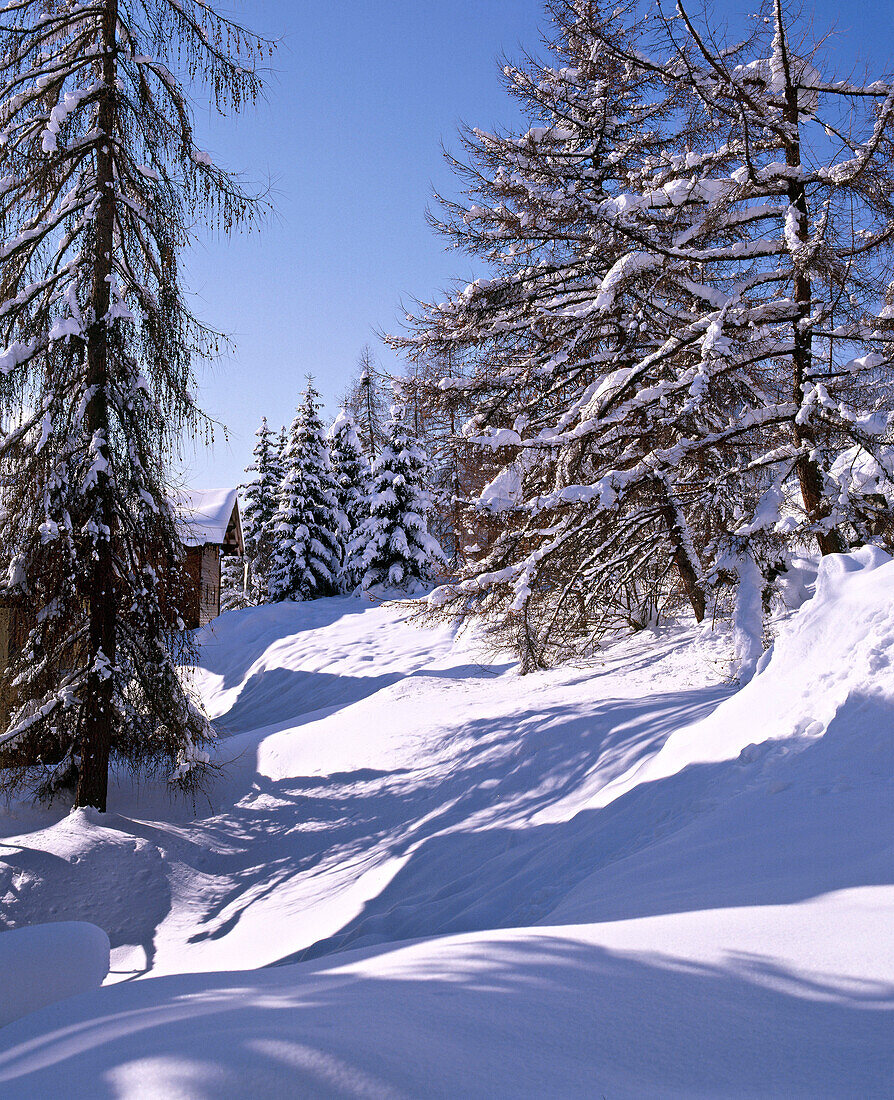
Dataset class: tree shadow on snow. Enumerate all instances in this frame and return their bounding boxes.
[211,668,406,736]
[172,682,730,951]
[0,935,889,1097]
[278,691,892,964]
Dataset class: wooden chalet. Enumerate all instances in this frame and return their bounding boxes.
[0,487,242,680]
[173,488,244,629]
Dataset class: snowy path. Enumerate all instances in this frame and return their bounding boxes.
[1,563,892,1096]
[2,597,729,979]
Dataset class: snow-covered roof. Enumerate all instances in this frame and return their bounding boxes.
[172,488,243,551]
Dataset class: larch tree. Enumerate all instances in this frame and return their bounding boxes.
[395,0,894,668]
[352,403,446,593]
[268,381,343,602]
[0,0,270,808]
[327,406,370,591]
[576,0,894,649]
[394,0,715,664]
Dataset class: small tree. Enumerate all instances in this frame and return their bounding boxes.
[345,345,388,463]
[328,407,371,590]
[268,381,343,602]
[352,404,446,592]
[0,0,269,807]
[220,555,249,613]
[241,417,280,602]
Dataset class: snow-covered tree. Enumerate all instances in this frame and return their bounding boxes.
[395,355,483,571]
[0,0,269,807]
[220,555,248,612]
[276,424,288,474]
[394,0,894,667]
[352,404,446,593]
[328,407,370,590]
[241,417,280,602]
[268,382,343,602]
[345,345,387,464]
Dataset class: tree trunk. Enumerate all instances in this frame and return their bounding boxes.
[75,0,118,811]
[779,17,846,557]
[656,480,707,623]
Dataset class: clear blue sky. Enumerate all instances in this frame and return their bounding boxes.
[181,0,894,490]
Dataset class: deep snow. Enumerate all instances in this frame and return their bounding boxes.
[0,556,892,1096]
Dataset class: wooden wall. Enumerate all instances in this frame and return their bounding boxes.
[182,545,221,629]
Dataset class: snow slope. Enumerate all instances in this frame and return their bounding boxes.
[0,560,892,1096]
[0,922,109,1028]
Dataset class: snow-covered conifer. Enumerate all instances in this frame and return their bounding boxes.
[352,404,446,593]
[268,382,343,601]
[346,346,387,464]
[0,0,269,807]
[241,417,280,602]
[220,556,249,612]
[328,408,371,590]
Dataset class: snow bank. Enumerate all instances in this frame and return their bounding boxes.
[0,808,170,976]
[0,554,890,1094]
[0,891,888,1098]
[0,921,109,1028]
[598,546,894,797]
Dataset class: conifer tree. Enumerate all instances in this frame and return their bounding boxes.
[352,404,446,593]
[268,381,343,602]
[220,555,248,612]
[328,407,371,590]
[0,0,269,806]
[276,424,288,476]
[241,417,280,603]
[346,345,387,463]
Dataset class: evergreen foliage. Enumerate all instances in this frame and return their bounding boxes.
[0,0,270,806]
[241,417,280,603]
[352,404,446,592]
[220,556,248,612]
[268,382,343,601]
[328,408,371,591]
[345,345,388,464]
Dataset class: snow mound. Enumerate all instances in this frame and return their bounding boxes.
[600,546,894,797]
[0,808,170,973]
[0,921,109,1028]
[192,595,456,735]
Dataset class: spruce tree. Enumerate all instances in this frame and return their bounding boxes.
[220,555,248,613]
[346,345,387,463]
[0,0,269,807]
[352,404,446,593]
[241,417,280,602]
[268,382,343,602]
[328,407,371,591]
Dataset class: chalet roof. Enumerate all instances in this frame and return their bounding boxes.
[172,487,243,552]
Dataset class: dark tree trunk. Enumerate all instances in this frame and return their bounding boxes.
[780,28,846,558]
[75,0,118,811]
[656,480,706,623]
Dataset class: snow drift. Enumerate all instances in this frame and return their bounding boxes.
[593,544,894,797]
[0,921,109,1028]
[0,556,891,1096]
